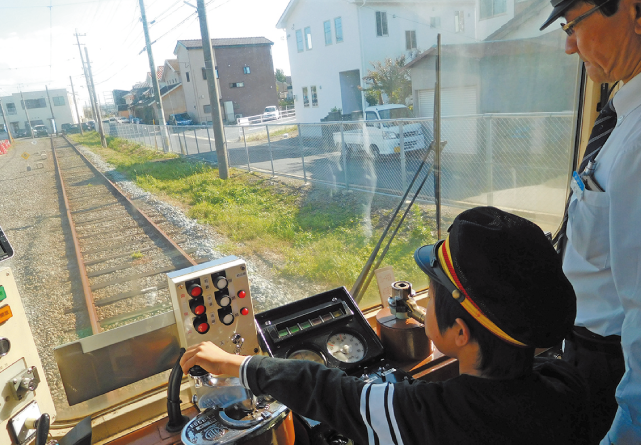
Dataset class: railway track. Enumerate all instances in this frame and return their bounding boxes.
[52,136,198,334]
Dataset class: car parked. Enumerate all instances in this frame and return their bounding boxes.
[263,106,280,121]
[61,123,80,135]
[33,125,49,138]
[14,129,29,138]
[168,113,193,126]
[85,120,96,130]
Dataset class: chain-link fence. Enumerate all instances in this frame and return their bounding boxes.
[105,112,573,232]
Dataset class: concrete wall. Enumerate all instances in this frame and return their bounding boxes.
[162,85,187,121]
[0,89,78,133]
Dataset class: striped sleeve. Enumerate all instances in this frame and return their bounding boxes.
[238,356,252,389]
[359,383,404,445]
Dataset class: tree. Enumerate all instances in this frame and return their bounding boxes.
[275,68,287,82]
[362,55,412,105]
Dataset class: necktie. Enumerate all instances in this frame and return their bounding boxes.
[553,100,617,253]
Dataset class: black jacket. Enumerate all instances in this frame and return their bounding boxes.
[241,356,591,445]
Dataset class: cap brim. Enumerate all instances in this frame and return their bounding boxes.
[414,241,459,295]
[540,0,575,30]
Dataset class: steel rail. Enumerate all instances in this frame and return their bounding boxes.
[51,137,102,334]
[52,136,197,334]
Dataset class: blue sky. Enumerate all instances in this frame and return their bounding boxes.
[0,0,291,107]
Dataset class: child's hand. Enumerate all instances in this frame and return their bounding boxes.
[180,341,247,376]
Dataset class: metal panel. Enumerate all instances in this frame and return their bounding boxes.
[54,313,180,406]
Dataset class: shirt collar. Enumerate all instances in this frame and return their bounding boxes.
[612,72,641,119]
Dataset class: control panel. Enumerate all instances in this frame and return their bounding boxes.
[255,286,386,374]
[167,256,260,357]
[0,267,55,445]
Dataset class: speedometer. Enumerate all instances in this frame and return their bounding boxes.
[326,333,365,363]
[287,349,326,365]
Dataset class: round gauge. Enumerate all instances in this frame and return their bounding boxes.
[326,333,366,363]
[287,349,326,365]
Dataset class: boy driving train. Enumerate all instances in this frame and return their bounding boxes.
[181,206,590,444]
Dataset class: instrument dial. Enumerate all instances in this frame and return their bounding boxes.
[287,349,326,365]
[326,333,365,363]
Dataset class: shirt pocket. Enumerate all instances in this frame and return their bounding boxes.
[567,190,610,269]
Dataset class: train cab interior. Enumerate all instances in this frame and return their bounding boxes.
[0,1,612,444]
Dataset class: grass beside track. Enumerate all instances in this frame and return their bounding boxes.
[70,132,435,308]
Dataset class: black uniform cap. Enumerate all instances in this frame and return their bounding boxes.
[540,0,580,30]
[414,206,576,348]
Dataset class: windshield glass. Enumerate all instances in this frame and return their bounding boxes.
[379,107,414,120]
[0,0,580,423]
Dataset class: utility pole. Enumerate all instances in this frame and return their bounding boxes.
[74,31,98,122]
[138,0,170,151]
[196,0,229,179]
[85,47,106,147]
[70,76,84,135]
[45,86,57,135]
[0,99,14,144]
[19,91,34,138]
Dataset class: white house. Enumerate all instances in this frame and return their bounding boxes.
[276,0,546,123]
[276,0,483,123]
[0,89,81,134]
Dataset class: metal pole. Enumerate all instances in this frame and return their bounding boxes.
[298,124,307,183]
[266,125,275,177]
[19,91,34,138]
[183,130,188,155]
[486,116,494,206]
[194,128,200,153]
[341,122,348,189]
[45,85,57,134]
[69,76,84,135]
[85,47,107,147]
[196,0,230,179]
[207,127,214,153]
[0,99,14,143]
[139,0,170,152]
[434,34,442,239]
[74,31,98,122]
[399,121,406,191]
[242,126,250,172]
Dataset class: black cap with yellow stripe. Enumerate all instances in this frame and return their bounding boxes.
[415,206,576,348]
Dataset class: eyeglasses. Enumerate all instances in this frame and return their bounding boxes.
[561,2,606,36]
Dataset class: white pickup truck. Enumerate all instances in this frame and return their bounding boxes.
[333,104,428,157]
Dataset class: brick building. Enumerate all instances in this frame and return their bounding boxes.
[174,37,278,123]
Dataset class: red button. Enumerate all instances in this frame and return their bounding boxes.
[188,284,203,297]
[240,307,249,316]
[194,305,205,315]
[197,322,209,333]
[238,290,246,299]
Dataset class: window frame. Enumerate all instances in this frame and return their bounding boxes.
[243,66,251,74]
[324,20,332,46]
[186,72,190,82]
[230,82,245,88]
[302,87,309,107]
[455,11,465,33]
[53,96,65,106]
[376,11,388,37]
[304,26,313,50]
[202,68,207,80]
[296,29,304,52]
[405,30,417,50]
[480,0,507,19]
[335,17,343,43]
[311,86,318,107]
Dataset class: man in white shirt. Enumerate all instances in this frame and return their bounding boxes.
[540,0,641,443]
